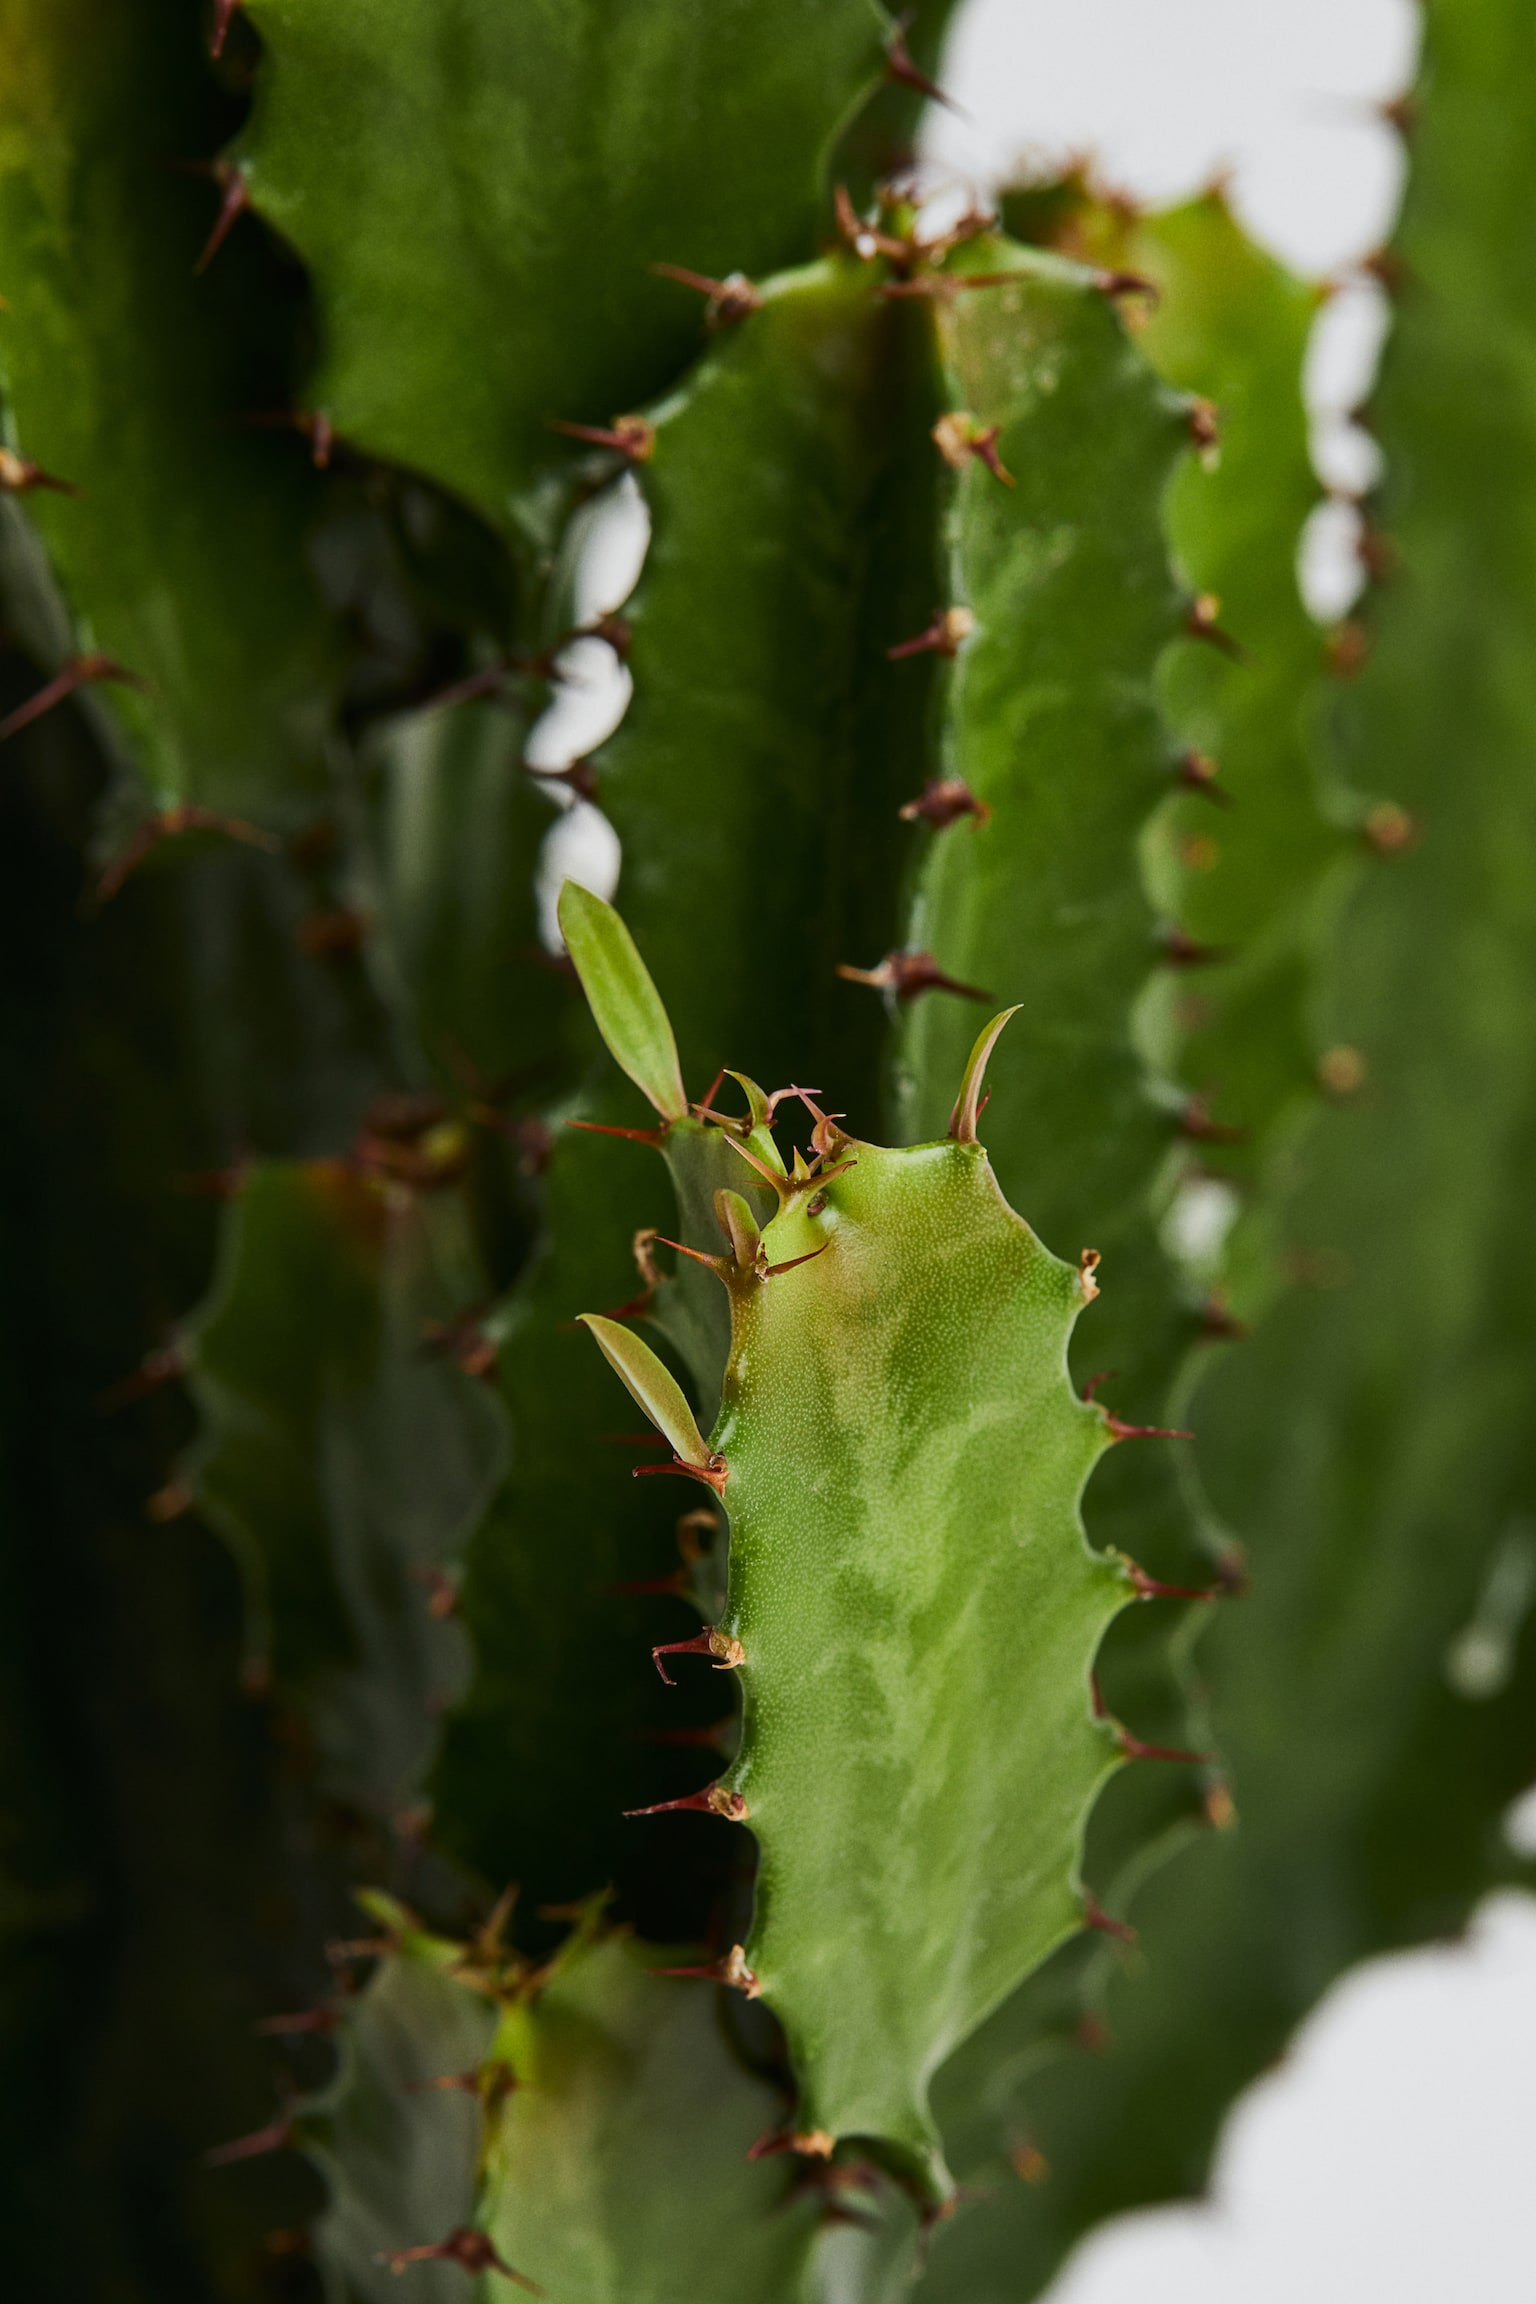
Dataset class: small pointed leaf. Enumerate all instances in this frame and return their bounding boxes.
[559,882,689,1124]
[577,1314,712,1469]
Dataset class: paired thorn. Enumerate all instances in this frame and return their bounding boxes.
[885,18,965,114]
[887,607,974,661]
[1185,592,1245,659]
[205,2114,294,2168]
[1082,1892,1137,1947]
[650,1942,759,1996]
[650,262,761,326]
[1103,1412,1194,1444]
[376,2229,539,2290]
[0,652,150,747]
[834,183,912,266]
[100,804,278,898]
[651,1625,745,1686]
[837,949,992,1004]
[623,1783,749,1822]
[1118,1728,1213,1765]
[1160,926,1230,969]
[931,410,1015,486]
[209,0,244,57]
[900,776,991,829]
[632,1453,729,1496]
[548,414,655,463]
[195,163,252,275]
[1122,1559,1228,1603]
[1177,748,1231,805]
[0,446,78,496]
[565,1117,667,1149]
[1176,1095,1247,1146]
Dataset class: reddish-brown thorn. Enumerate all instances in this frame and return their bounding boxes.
[1177,1096,1248,1146]
[0,447,79,497]
[255,2007,336,2037]
[762,1241,831,1280]
[837,949,992,1003]
[593,1290,656,1324]
[97,805,276,898]
[1186,593,1246,659]
[210,0,244,57]
[633,1454,729,1496]
[834,183,912,265]
[564,1118,667,1148]
[602,1572,685,1599]
[1188,396,1221,453]
[1081,1370,1119,1403]
[1198,1296,1250,1342]
[421,663,516,715]
[376,2228,539,2290]
[1094,268,1160,306]
[1103,1413,1194,1443]
[887,607,975,660]
[648,1232,723,1276]
[1123,1561,1226,1602]
[1161,927,1231,969]
[1082,1892,1137,1946]
[97,1342,186,1413]
[970,425,1014,486]
[0,653,150,747]
[693,1067,729,1118]
[650,262,762,325]
[649,1942,760,1996]
[205,2115,294,2168]
[885,19,966,114]
[548,415,655,462]
[1177,749,1231,805]
[899,776,991,830]
[622,1783,749,1821]
[1118,1729,1213,1765]
[931,411,1015,486]
[404,2070,487,2098]
[651,1626,744,1685]
[195,164,251,275]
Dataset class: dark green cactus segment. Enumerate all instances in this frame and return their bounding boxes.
[918,16,1536,2296]
[0,0,343,816]
[237,0,895,529]
[893,237,1200,1596]
[183,1160,506,1828]
[477,1933,822,2301]
[302,1897,499,2303]
[594,256,945,1132]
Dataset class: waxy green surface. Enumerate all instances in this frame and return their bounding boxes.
[238,0,892,529]
[720,1138,1124,2189]
[0,0,341,815]
[921,12,1536,2294]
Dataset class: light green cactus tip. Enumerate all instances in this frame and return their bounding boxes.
[562,885,1175,2198]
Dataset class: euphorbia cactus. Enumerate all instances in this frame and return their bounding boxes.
[1,2,1533,2300]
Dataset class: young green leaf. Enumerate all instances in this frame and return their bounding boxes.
[559,881,689,1125]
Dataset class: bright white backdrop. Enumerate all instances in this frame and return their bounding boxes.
[922,5,1536,2298]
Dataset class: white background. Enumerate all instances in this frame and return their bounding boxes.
[923,6,1536,2297]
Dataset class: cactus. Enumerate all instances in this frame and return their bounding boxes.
[4,3,1536,2299]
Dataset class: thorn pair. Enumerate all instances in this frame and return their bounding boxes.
[0,652,149,748]
[549,414,655,463]
[838,949,991,1004]
[0,446,78,496]
[932,410,1015,487]
[650,262,761,326]
[376,2228,539,2291]
[624,1782,748,1822]
[651,1941,759,1997]
[887,607,974,661]
[900,776,991,830]
[651,1624,744,1686]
